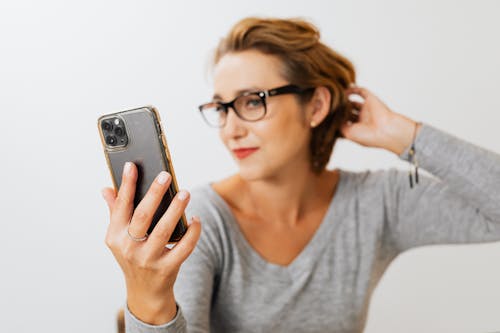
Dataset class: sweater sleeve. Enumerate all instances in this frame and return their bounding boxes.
[124,302,187,333]
[384,122,500,252]
[124,188,222,333]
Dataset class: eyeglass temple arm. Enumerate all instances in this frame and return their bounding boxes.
[267,85,312,96]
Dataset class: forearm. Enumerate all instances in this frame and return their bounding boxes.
[389,118,500,222]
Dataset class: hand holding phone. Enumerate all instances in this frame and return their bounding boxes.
[98,106,202,324]
[98,106,188,242]
[101,163,201,324]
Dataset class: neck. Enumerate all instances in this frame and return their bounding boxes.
[235,160,338,228]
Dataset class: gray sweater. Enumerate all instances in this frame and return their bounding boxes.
[124,123,500,333]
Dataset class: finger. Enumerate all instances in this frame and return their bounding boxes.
[101,187,117,213]
[350,101,363,111]
[341,120,371,143]
[113,162,138,227]
[162,217,202,268]
[128,171,172,239]
[146,190,191,253]
[346,86,369,99]
[342,114,364,132]
[340,121,356,138]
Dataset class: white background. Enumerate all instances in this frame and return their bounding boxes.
[1,1,499,332]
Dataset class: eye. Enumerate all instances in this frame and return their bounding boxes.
[245,97,263,109]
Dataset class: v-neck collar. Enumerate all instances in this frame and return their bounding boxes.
[205,169,349,281]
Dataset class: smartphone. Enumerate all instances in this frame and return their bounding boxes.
[97,106,188,243]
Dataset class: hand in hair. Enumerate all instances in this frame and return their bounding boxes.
[340,86,421,155]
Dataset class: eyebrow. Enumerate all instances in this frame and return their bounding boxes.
[212,86,261,101]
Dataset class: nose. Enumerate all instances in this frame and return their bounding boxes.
[220,106,247,139]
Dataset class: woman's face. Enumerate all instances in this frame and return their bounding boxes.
[213,49,313,181]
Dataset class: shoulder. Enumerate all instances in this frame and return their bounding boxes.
[187,184,223,217]
[185,183,231,231]
[183,183,232,270]
[338,167,419,197]
[186,183,235,245]
[338,167,390,188]
[340,167,439,202]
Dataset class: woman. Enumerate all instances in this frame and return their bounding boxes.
[101,17,500,332]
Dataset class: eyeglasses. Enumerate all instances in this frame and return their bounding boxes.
[198,84,315,128]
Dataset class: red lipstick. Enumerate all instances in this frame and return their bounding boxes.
[232,147,259,159]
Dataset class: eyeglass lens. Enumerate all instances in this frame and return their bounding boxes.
[201,93,266,127]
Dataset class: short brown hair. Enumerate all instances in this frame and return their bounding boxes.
[213,17,356,174]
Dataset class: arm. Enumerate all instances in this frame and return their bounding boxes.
[124,191,221,333]
[384,122,500,252]
[342,86,500,251]
[101,162,203,333]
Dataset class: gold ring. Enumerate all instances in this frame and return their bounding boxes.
[127,225,148,242]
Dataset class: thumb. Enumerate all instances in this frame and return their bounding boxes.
[101,187,117,213]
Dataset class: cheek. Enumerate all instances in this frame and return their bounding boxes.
[218,130,225,144]
[258,105,310,149]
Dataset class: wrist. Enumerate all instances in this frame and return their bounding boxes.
[381,114,421,155]
[127,291,177,325]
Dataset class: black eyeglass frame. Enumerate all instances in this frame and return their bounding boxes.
[198,84,315,127]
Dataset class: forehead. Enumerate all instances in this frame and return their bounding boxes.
[212,50,287,100]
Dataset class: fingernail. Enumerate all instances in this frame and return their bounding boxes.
[157,171,170,184]
[177,190,188,201]
[124,162,132,175]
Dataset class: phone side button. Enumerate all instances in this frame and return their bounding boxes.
[161,134,172,158]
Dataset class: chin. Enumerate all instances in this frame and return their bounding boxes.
[236,165,265,181]
[236,160,281,181]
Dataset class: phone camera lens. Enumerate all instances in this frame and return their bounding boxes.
[106,135,117,145]
[102,121,113,132]
[114,127,124,136]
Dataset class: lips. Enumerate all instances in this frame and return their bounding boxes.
[232,147,259,159]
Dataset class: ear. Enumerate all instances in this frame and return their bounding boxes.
[307,86,331,128]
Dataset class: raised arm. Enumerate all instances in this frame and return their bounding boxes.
[384,122,500,252]
[342,86,500,252]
